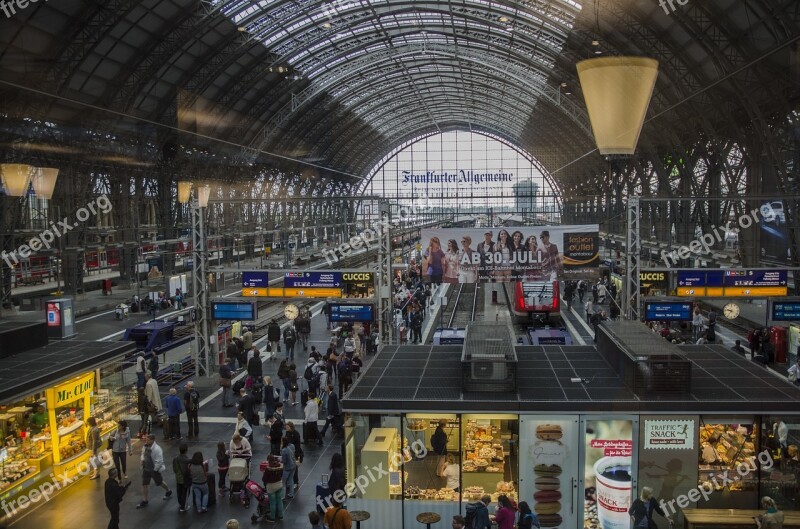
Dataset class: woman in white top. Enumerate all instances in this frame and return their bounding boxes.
[229,433,252,460]
[443,240,460,284]
[458,236,477,283]
[235,411,253,442]
[441,453,460,491]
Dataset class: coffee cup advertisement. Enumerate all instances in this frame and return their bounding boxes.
[584,420,633,529]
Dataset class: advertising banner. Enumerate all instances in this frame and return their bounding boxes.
[643,419,694,449]
[419,225,599,283]
[584,419,633,529]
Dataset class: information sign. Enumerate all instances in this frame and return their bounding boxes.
[211,301,258,321]
[773,301,800,322]
[644,301,694,321]
[329,303,375,322]
[284,272,342,288]
[242,271,269,288]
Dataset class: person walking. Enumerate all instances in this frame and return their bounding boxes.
[143,372,162,435]
[87,417,102,480]
[136,386,149,438]
[247,349,263,385]
[172,442,190,513]
[577,279,586,302]
[431,419,449,475]
[104,468,129,529]
[327,453,346,502]
[280,436,297,500]
[267,319,282,360]
[304,391,322,446]
[296,310,311,352]
[278,359,291,403]
[263,375,277,420]
[136,434,172,508]
[283,324,297,363]
[183,381,201,438]
[268,414,284,456]
[288,363,299,406]
[135,352,147,388]
[320,385,340,437]
[165,388,183,440]
[188,451,209,513]
[216,441,230,494]
[108,420,133,479]
[629,486,672,529]
[495,494,517,529]
[286,422,303,491]
[219,358,234,407]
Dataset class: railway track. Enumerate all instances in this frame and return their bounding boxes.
[447,283,478,327]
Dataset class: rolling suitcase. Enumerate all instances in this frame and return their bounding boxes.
[207,472,216,507]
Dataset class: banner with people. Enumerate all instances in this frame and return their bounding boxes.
[419,225,599,283]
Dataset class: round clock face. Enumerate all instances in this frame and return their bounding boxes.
[284,304,299,320]
[723,302,740,320]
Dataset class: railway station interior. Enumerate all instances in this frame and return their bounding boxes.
[0,1,799,528]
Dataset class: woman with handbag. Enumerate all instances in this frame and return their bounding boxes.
[108,420,133,479]
[187,451,209,513]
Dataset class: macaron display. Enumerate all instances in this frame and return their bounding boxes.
[534,476,560,490]
[538,513,563,528]
[534,490,562,502]
[535,424,563,441]
[534,464,563,477]
[536,501,561,515]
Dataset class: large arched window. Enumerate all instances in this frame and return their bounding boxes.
[361,130,562,222]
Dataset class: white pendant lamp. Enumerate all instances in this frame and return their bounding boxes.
[576,57,659,155]
[178,181,193,204]
[196,185,211,208]
[31,167,59,199]
[1,164,33,196]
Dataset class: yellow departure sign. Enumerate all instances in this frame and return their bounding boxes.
[242,287,342,298]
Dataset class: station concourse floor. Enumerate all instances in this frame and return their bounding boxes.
[6,306,346,529]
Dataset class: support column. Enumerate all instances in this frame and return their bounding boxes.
[378,201,392,346]
[192,201,211,377]
[625,196,641,320]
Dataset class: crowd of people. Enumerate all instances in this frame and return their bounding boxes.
[393,263,433,344]
[109,313,371,529]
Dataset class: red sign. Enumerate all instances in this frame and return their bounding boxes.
[46,303,61,327]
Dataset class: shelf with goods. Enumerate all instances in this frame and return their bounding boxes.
[0,444,41,494]
[405,417,460,453]
[461,417,518,503]
[698,422,759,493]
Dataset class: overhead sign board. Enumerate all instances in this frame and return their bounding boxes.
[772,301,800,322]
[329,303,375,322]
[242,271,269,288]
[284,271,342,288]
[242,287,342,298]
[211,301,257,321]
[676,269,788,297]
[644,301,694,322]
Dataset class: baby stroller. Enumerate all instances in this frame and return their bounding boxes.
[245,479,271,523]
[228,457,251,507]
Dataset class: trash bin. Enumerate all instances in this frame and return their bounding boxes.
[102,279,112,295]
[771,326,788,363]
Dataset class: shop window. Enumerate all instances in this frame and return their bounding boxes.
[698,417,759,508]
[402,414,461,523]
[462,414,518,504]
[343,414,402,522]
[761,416,799,511]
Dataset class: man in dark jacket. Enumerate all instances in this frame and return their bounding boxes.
[237,388,255,426]
[468,495,492,529]
[268,414,284,455]
[182,381,200,438]
[267,319,282,361]
[283,324,297,362]
[105,468,129,529]
[295,311,311,351]
[431,419,448,457]
[286,421,303,493]
[320,385,342,437]
[247,350,263,380]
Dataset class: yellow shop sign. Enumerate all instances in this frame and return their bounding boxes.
[48,372,95,406]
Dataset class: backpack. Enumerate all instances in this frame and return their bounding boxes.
[519,513,540,529]
[304,364,314,381]
[232,379,245,394]
[188,390,199,412]
[311,370,322,388]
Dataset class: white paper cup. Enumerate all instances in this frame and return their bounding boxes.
[593,456,632,529]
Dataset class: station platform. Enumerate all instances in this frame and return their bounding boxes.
[700,298,772,329]
[5,300,352,528]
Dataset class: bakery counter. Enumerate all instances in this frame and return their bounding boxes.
[683,509,800,529]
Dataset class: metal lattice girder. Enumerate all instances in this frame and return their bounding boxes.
[625,196,641,321]
[191,201,211,378]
